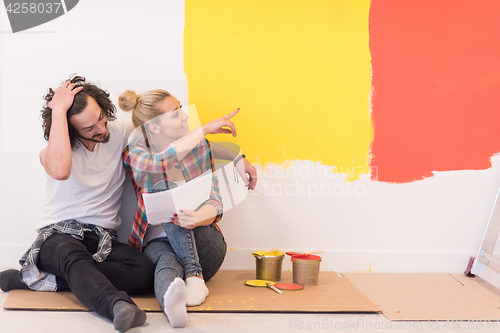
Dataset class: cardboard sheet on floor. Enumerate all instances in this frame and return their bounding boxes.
[4,271,380,313]
[344,273,500,320]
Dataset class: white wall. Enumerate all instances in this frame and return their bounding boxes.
[1,0,498,273]
[220,159,500,273]
[0,0,188,265]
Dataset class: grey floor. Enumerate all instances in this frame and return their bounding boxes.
[1,270,499,333]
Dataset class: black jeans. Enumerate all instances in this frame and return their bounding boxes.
[37,232,154,321]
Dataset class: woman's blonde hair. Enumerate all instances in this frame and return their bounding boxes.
[118,89,171,128]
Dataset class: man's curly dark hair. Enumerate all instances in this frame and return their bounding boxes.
[40,75,117,149]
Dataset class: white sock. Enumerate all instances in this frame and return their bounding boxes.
[185,277,209,307]
[163,277,188,328]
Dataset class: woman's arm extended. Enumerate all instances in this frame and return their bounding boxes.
[123,109,241,175]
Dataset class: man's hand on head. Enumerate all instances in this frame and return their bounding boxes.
[47,81,83,113]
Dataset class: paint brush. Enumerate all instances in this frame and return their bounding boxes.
[266,282,283,295]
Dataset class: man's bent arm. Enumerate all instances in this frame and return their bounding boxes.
[40,82,82,180]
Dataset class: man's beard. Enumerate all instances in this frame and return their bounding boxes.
[78,130,111,144]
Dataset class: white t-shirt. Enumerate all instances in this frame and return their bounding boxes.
[38,121,132,231]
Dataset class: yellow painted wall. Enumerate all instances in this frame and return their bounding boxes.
[184,0,373,180]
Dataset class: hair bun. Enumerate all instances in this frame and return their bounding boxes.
[118,90,138,111]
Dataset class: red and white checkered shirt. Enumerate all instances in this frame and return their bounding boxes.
[122,139,223,250]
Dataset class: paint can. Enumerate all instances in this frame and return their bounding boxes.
[291,254,321,286]
[255,254,284,282]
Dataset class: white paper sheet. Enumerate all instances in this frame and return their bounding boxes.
[142,170,212,225]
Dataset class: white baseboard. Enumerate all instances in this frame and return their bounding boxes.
[0,245,475,274]
[220,249,476,273]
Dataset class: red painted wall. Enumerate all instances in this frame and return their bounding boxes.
[370,0,500,183]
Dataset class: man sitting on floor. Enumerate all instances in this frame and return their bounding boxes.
[0,76,154,332]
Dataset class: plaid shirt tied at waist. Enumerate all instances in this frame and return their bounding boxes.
[19,219,117,292]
